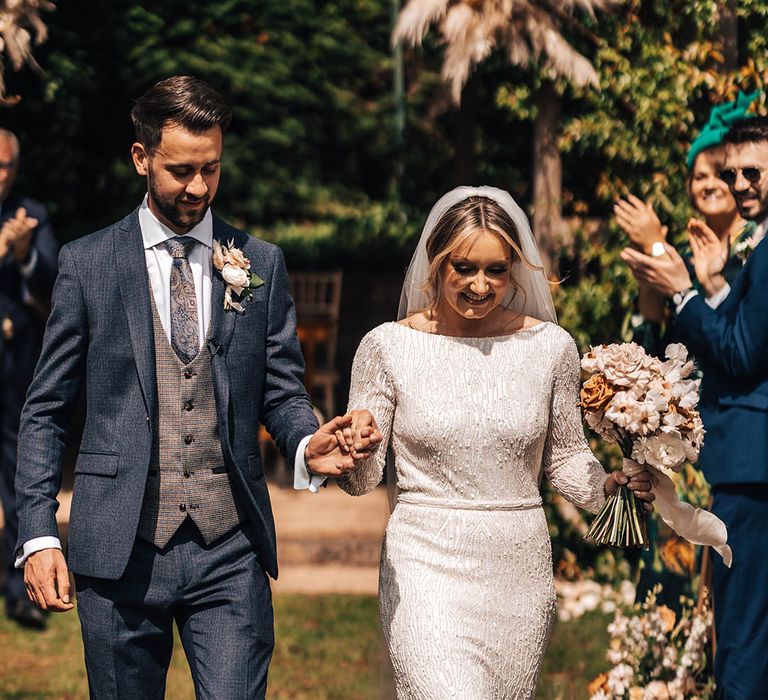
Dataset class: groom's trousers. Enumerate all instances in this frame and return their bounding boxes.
[74,519,274,700]
[711,485,768,700]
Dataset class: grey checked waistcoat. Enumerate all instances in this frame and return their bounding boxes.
[137,298,243,549]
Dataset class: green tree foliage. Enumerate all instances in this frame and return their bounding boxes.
[498,0,768,347]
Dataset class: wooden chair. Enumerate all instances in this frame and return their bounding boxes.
[290,270,343,421]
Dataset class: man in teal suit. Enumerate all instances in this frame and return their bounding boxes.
[622,116,768,699]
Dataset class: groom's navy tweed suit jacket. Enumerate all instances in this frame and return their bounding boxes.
[15,208,318,580]
[672,236,768,485]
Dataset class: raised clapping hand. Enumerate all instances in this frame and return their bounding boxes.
[604,469,656,512]
[305,413,382,477]
[620,242,693,297]
[24,548,74,613]
[0,206,38,262]
[613,195,666,252]
[687,218,728,296]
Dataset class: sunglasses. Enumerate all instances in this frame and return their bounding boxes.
[719,167,762,186]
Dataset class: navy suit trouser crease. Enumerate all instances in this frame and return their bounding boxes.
[74,520,274,699]
[711,485,768,700]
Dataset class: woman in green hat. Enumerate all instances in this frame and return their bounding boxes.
[614,91,760,609]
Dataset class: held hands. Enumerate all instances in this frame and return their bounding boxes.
[620,243,692,298]
[687,218,728,296]
[604,469,656,512]
[614,195,666,252]
[305,412,382,477]
[0,207,38,262]
[334,410,382,461]
[24,548,74,612]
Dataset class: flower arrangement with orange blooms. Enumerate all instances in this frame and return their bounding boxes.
[579,342,731,569]
[588,585,714,700]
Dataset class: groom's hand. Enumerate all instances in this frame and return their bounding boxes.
[305,415,359,477]
[24,548,74,612]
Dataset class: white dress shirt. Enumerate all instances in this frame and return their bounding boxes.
[16,196,318,569]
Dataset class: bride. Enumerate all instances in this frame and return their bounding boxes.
[336,187,655,699]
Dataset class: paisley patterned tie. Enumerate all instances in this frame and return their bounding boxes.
[164,236,199,364]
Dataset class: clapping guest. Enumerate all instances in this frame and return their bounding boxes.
[616,90,759,341]
[621,115,768,699]
[614,94,759,611]
[0,128,58,629]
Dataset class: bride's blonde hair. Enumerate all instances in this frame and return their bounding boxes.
[420,196,543,310]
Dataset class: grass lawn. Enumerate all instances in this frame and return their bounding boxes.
[0,595,610,699]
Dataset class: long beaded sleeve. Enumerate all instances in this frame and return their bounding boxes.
[337,329,396,496]
[542,335,608,514]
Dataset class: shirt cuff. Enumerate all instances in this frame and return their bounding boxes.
[293,434,328,493]
[14,536,62,569]
[705,282,731,310]
[18,247,38,278]
[675,289,699,314]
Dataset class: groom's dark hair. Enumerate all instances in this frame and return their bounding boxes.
[724,116,768,145]
[131,75,232,153]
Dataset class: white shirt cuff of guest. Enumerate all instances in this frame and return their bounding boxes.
[14,536,62,569]
[293,434,327,493]
[675,289,699,314]
[705,283,731,309]
[18,247,38,278]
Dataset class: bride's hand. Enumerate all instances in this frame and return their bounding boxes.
[604,469,656,512]
[335,410,382,460]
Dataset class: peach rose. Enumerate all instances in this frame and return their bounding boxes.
[581,374,616,412]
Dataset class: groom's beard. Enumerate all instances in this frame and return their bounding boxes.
[147,169,211,233]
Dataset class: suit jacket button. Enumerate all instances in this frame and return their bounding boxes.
[179,504,186,512]
[183,469,191,478]
[184,401,194,411]
[184,435,194,445]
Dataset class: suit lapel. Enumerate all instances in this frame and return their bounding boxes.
[115,210,157,417]
[209,219,238,355]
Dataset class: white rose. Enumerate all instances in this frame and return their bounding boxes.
[640,432,688,471]
[222,263,249,289]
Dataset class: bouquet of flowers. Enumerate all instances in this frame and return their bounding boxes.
[588,586,715,700]
[580,343,731,566]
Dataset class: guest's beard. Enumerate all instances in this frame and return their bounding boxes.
[147,168,210,233]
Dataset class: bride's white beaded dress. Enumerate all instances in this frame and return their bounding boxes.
[338,321,609,699]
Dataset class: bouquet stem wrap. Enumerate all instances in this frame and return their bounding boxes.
[624,459,733,568]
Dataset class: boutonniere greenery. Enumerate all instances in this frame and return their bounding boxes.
[732,233,759,263]
[212,239,264,312]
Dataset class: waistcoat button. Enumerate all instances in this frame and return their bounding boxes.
[184,435,194,445]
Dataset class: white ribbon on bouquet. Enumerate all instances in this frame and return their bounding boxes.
[623,459,732,567]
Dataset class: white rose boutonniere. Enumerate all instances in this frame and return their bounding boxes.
[212,239,265,312]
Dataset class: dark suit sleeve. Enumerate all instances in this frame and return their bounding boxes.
[15,244,87,547]
[260,247,319,463]
[23,203,59,302]
[674,244,768,379]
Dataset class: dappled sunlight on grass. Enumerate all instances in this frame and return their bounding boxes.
[0,595,609,699]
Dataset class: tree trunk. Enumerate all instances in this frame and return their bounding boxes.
[454,74,478,184]
[717,0,738,71]
[532,81,567,277]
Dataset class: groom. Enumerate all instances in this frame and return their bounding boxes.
[622,115,768,699]
[14,76,365,698]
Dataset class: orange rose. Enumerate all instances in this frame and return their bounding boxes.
[580,374,616,412]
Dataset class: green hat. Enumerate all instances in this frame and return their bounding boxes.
[686,89,762,169]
